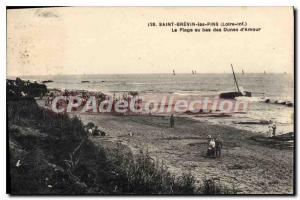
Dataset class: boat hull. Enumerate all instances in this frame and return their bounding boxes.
[219,91,251,99]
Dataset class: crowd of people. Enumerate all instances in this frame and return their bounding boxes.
[44,89,142,113]
[45,89,107,107]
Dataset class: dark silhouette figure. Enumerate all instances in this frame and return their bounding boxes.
[215,135,223,158]
[272,123,277,137]
[170,114,175,128]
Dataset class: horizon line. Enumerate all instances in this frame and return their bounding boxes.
[7,72,293,77]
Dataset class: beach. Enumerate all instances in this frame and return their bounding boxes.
[78,113,294,194]
[31,73,295,194]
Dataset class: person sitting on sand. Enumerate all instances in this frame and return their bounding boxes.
[88,128,93,136]
[215,135,223,158]
[206,135,216,157]
[100,129,106,136]
[92,126,100,136]
[170,114,175,128]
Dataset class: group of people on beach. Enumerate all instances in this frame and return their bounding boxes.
[87,126,106,136]
[204,123,276,158]
[44,89,143,114]
[45,89,106,107]
[206,135,223,158]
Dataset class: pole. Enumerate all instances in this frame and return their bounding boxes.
[231,64,240,93]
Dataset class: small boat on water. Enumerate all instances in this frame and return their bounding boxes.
[81,80,90,83]
[42,80,53,83]
[219,64,251,99]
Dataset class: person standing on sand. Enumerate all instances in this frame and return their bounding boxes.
[215,135,223,158]
[170,114,175,128]
[272,123,277,137]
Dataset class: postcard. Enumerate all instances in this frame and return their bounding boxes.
[7,7,294,195]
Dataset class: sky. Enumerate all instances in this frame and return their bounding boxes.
[7,7,294,76]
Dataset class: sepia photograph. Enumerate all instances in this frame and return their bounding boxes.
[6,6,294,195]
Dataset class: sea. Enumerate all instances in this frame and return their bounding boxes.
[15,73,294,136]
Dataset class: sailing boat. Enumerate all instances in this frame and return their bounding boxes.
[173,70,176,75]
[219,64,251,99]
[242,69,245,74]
[81,73,90,83]
[192,70,194,75]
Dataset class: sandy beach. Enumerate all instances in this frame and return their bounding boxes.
[77,114,294,194]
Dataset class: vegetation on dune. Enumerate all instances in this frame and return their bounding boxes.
[8,78,236,194]
[7,78,48,100]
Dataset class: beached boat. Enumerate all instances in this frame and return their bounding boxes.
[265,99,293,107]
[219,64,251,99]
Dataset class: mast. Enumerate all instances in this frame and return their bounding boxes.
[231,64,240,93]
